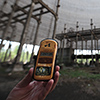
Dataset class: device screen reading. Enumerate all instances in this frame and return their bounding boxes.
[40,52,53,57]
[38,58,52,64]
[35,67,51,76]
[33,39,58,80]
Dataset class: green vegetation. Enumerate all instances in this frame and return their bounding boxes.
[77,58,96,64]
[60,68,100,80]
[0,45,32,62]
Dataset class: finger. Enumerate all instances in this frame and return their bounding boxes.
[16,67,33,88]
[50,71,59,92]
[56,66,60,71]
[39,79,54,100]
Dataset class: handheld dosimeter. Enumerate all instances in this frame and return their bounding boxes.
[33,39,58,81]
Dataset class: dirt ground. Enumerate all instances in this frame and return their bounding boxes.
[0,66,100,100]
[46,79,100,100]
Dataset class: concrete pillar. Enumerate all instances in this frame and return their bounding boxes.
[81,39,83,64]
[94,26,97,61]
[58,39,62,63]
[30,25,35,43]
[61,35,65,63]
[69,39,73,63]
[47,16,53,38]
[90,19,94,65]
[30,12,42,63]
[52,0,60,39]
[75,21,79,63]
[97,39,99,54]
[14,0,35,65]
[85,40,88,65]
[0,0,7,17]
[0,0,19,52]
[75,36,78,63]
[94,39,97,61]
[4,25,16,62]
[21,44,26,62]
[3,42,11,62]
[26,51,29,62]
[59,40,62,56]
[97,39,99,63]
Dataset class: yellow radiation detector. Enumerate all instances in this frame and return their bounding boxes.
[33,38,58,81]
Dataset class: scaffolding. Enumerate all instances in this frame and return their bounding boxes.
[56,19,100,66]
[0,0,60,70]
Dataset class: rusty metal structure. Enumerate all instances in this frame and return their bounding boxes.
[0,0,60,68]
[0,0,100,68]
[56,19,100,66]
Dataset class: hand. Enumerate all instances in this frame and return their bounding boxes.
[6,66,60,100]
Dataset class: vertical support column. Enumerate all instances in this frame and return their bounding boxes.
[64,24,67,33]
[97,39,99,63]
[3,42,11,62]
[90,19,94,66]
[75,36,78,63]
[48,0,57,38]
[94,39,97,61]
[62,38,64,63]
[69,39,73,63]
[4,25,16,62]
[60,31,64,63]
[61,24,66,64]
[21,44,27,62]
[94,26,97,62]
[58,39,62,64]
[9,25,17,60]
[64,24,66,55]
[81,39,83,64]
[14,0,35,65]
[30,21,41,63]
[0,0,19,52]
[52,0,60,39]
[7,43,12,60]
[0,0,7,17]
[75,21,79,63]
[97,39,99,54]
[85,40,88,65]
[30,25,35,44]
[29,25,35,62]
[62,35,66,63]
[30,9,42,63]
[81,28,84,64]
[63,24,67,48]
[26,51,29,62]
[47,16,53,38]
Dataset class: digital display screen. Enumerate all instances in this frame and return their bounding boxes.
[40,52,53,57]
[38,58,52,64]
[35,67,51,76]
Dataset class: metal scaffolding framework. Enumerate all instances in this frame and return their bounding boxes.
[0,0,60,66]
[55,19,100,66]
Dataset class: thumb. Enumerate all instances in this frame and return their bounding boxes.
[16,67,33,88]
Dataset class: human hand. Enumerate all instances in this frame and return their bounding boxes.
[6,66,60,100]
